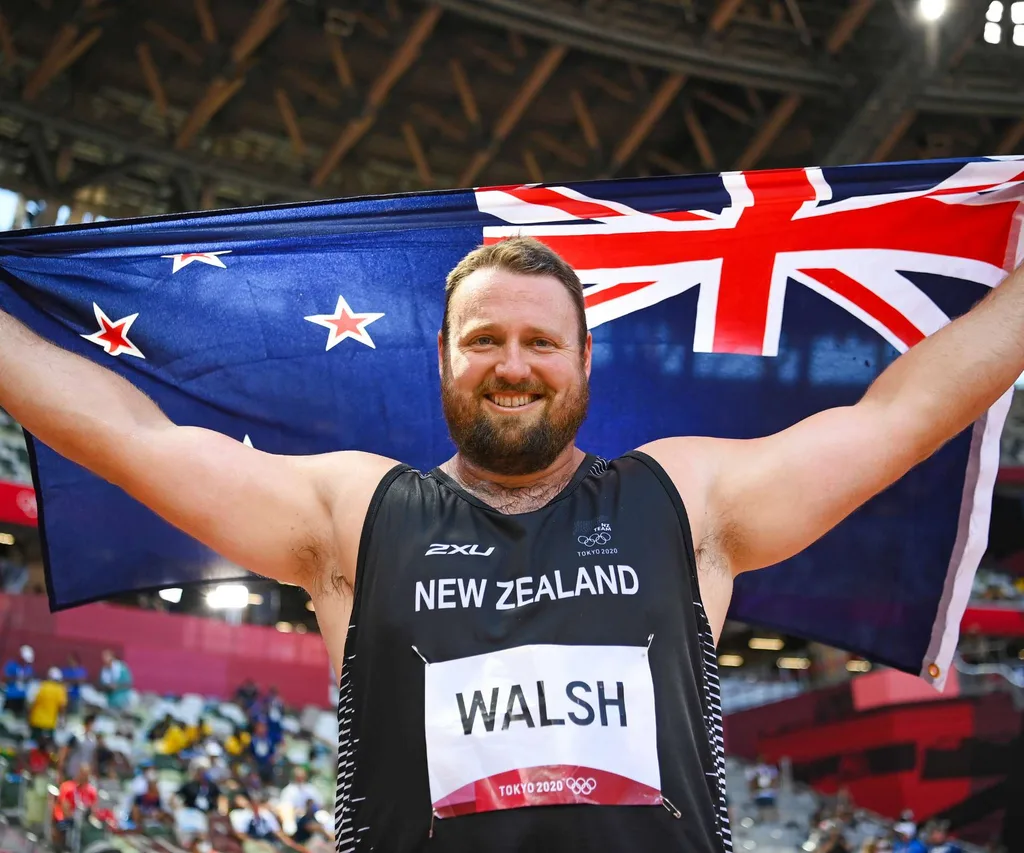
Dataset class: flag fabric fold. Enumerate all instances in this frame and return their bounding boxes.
[0,157,1022,683]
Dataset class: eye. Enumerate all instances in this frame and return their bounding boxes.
[471,335,495,346]
[532,338,554,348]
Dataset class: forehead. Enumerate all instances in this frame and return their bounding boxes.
[449,268,577,331]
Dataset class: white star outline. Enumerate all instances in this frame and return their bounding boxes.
[304,295,385,350]
[81,303,146,359]
[161,250,232,273]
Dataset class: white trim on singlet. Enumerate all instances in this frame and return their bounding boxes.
[694,600,732,853]
[335,621,361,853]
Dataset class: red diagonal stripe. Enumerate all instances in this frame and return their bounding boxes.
[799,268,925,349]
[584,281,656,309]
[504,187,625,219]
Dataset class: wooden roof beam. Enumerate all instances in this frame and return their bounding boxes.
[194,0,218,44]
[783,0,812,45]
[709,0,746,34]
[683,100,716,171]
[458,43,568,187]
[312,5,443,188]
[274,87,306,158]
[449,59,481,127]
[870,109,916,162]
[570,89,601,154]
[24,23,103,102]
[692,88,754,126]
[175,75,245,150]
[410,103,468,143]
[282,69,340,108]
[582,69,634,103]
[522,148,544,183]
[401,121,433,186]
[648,151,689,175]
[734,92,801,170]
[231,0,288,65]
[0,13,18,70]
[530,131,588,168]
[996,118,1024,156]
[135,42,168,117]
[826,0,875,55]
[174,0,288,151]
[608,73,686,175]
[142,21,203,67]
[325,33,355,92]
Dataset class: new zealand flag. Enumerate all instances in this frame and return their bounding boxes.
[1,157,1022,683]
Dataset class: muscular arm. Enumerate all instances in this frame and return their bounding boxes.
[0,309,395,588]
[647,259,1024,577]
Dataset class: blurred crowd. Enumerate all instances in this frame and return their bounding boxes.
[0,644,335,853]
[744,758,985,853]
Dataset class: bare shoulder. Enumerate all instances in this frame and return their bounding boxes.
[297,449,401,596]
[636,436,729,560]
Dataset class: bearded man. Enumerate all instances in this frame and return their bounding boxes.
[2,236,1022,853]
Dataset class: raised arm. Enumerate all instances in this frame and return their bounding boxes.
[0,309,396,589]
[645,259,1024,578]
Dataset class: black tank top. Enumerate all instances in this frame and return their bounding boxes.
[334,453,730,853]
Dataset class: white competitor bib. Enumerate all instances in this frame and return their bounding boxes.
[423,643,661,818]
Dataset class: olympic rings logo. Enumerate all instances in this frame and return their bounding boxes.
[577,532,611,547]
[565,777,597,796]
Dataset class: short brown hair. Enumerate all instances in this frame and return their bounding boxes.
[442,236,587,349]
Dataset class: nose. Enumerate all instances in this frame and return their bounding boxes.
[494,341,531,384]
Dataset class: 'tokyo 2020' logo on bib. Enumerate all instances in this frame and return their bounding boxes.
[423,644,662,818]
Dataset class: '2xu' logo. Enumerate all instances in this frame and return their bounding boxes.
[425,544,495,556]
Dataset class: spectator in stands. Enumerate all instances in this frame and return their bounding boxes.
[817,821,853,853]
[94,732,122,779]
[262,686,285,746]
[745,755,779,823]
[52,762,98,849]
[249,719,277,784]
[278,767,323,834]
[59,713,98,782]
[922,822,962,853]
[179,760,222,813]
[894,810,917,840]
[280,766,322,814]
[236,791,308,853]
[3,644,34,715]
[893,822,927,853]
[61,652,87,714]
[292,798,330,850]
[235,678,260,712]
[132,773,173,829]
[28,666,67,746]
[99,649,133,710]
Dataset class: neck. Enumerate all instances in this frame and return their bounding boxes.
[442,445,586,513]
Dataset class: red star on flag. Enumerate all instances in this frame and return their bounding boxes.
[305,295,385,350]
[81,303,145,359]
[161,250,231,273]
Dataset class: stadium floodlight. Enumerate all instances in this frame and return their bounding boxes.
[748,636,785,651]
[988,1,1005,22]
[1012,1,1024,23]
[776,656,812,670]
[1015,23,1024,44]
[985,21,1003,42]
[718,654,744,667]
[206,583,249,609]
[919,0,946,21]
[158,587,183,604]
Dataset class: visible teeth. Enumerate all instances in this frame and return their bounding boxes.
[491,394,535,408]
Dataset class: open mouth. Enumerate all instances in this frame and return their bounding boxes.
[484,393,544,410]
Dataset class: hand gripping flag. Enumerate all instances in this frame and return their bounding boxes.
[0,157,1022,683]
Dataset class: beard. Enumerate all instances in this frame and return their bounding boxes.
[441,360,589,477]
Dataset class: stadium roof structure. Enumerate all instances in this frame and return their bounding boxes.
[0,0,1022,220]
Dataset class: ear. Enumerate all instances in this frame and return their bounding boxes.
[437,330,445,381]
[583,331,593,379]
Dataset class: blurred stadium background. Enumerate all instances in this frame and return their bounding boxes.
[0,1,1023,852]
